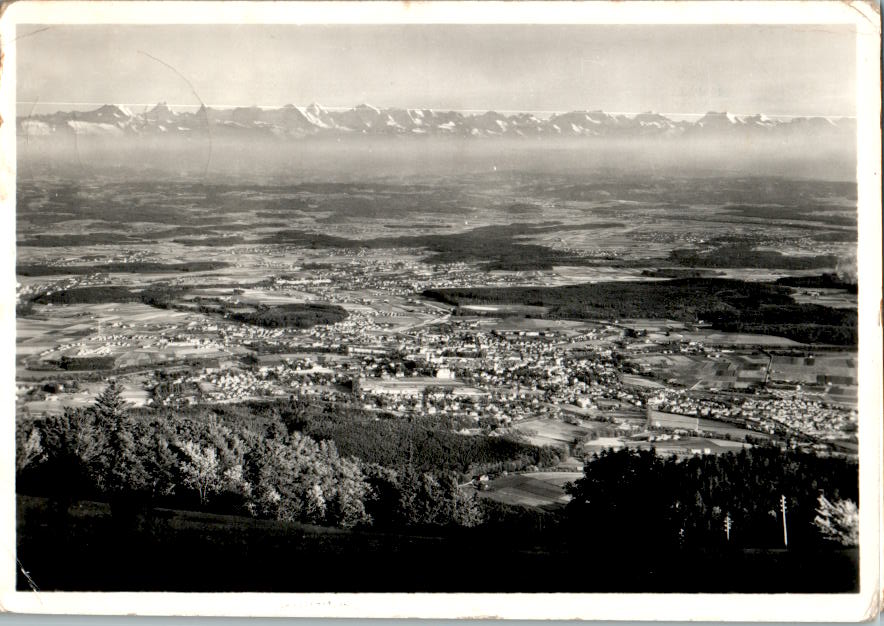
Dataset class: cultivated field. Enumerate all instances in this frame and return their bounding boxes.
[510,417,592,449]
[472,471,583,509]
[647,409,769,439]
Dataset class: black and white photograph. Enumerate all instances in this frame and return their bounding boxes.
[1,1,881,620]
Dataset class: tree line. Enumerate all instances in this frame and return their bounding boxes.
[16,383,486,530]
[564,446,857,550]
[424,277,858,345]
[16,383,858,549]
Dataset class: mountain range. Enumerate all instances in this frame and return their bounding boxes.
[18,102,856,141]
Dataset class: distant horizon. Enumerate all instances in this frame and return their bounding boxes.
[16,101,857,121]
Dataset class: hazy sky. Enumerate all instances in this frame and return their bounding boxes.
[17,24,856,116]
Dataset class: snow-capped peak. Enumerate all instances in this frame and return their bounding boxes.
[92,104,134,119]
[18,102,855,141]
[697,111,743,127]
[111,104,134,117]
[299,103,332,129]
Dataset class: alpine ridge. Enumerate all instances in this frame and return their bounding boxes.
[17,102,855,140]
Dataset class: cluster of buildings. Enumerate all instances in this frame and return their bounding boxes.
[16,273,110,303]
[646,389,734,420]
[259,253,528,302]
[741,392,857,441]
[190,369,282,403]
[18,249,858,458]
[642,383,855,441]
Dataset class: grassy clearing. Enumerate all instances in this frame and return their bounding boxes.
[474,471,582,509]
[511,418,591,449]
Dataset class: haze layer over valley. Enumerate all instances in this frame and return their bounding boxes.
[18,103,856,181]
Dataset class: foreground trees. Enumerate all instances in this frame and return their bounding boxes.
[814,494,859,546]
[17,384,858,548]
[17,383,486,531]
[242,434,371,527]
[564,446,858,549]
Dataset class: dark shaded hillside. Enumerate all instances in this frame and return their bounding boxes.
[566,447,857,551]
[423,278,857,345]
[18,261,229,276]
[32,286,142,305]
[230,303,348,329]
[670,244,838,270]
[425,277,790,318]
[276,401,562,477]
[776,273,857,293]
[260,222,623,270]
[17,495,858,592]
[18,233,141,247]
[17,387,859,593]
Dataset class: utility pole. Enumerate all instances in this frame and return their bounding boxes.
[724,512,732,542]
[780,495,788,547]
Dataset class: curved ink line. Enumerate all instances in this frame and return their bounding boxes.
[137,50,213,178]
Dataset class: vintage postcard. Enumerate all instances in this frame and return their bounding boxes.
[0,0,881,620]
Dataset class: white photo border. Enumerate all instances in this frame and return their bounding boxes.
[0,1,880,620]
